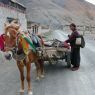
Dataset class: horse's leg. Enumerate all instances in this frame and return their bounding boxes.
[38,59,45,78]
[26,63,33,95]
[35,61,41,80]
[17,62,24,92]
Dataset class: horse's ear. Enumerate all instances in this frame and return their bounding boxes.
[4,22,10,28]
[10,20,20,30]
[4,23,11,33]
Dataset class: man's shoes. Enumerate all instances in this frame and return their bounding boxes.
[71,66,79,71]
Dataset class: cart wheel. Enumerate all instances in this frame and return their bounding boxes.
[49,60,52,65]
[46,56,52,65]
[65,52,71,68]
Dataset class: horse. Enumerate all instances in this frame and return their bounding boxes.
[3,23,44,95]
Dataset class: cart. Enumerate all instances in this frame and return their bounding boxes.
[37,39,71,68]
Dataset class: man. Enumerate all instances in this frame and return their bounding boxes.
[65,23,80,71]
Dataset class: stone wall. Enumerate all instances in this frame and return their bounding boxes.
[0,3,27,35]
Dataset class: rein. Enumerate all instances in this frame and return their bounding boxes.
[4,32,26,62]
[14,32,26,61]
[4,31,38,62]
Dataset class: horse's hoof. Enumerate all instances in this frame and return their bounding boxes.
[36,77,40,81]
[40,75,45,78]
[28,91,33,95]
[19,89,24,93]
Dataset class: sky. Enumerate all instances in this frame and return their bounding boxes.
[85,0,95,5]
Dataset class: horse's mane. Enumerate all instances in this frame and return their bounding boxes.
[4,20,20,33]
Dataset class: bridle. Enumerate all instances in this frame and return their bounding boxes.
[4,32,26,61]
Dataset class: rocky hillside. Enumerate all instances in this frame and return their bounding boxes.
[17,0,95,27]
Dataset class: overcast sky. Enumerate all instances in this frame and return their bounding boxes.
[85,0,95,5]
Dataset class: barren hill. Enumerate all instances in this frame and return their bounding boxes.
[17,0,95,27]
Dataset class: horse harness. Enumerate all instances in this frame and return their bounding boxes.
[11,32,29,63]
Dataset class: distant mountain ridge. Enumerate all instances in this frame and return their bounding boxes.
[17,0,95,27]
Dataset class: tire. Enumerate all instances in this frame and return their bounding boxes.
[65,52,71,68]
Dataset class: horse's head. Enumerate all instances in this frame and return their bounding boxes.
[3,23,21,60]
[5,25,19,48]
[3,22,29,61]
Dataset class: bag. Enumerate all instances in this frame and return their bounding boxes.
[32,34,42,47]
[32,35,38,44]
[75,35,85,48]
[76,38,81,45]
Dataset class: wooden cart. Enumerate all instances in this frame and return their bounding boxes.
[37,39,71,67]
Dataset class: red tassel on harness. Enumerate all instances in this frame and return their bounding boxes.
[0,34,5,51]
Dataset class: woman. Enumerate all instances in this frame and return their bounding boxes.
[65,23,80,71]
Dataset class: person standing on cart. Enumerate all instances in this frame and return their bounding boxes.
[65,23,80,71]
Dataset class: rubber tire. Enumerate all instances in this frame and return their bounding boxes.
[65,52,71,68]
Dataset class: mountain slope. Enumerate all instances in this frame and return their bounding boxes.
[17,0,95,27]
